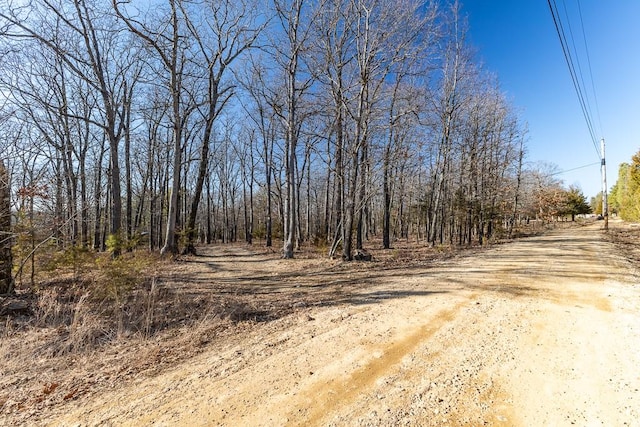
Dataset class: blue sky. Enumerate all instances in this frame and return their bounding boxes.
[461,1,640,198]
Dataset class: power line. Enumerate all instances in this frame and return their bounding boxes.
[576,0,604,137]
[561,1,599,141]
[549,161,601,177]
[547,0,601,159]
[548,1,608,229]
[549,0,599,156]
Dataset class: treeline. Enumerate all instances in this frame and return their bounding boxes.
[0,0,560,270]
[610,149,640,221]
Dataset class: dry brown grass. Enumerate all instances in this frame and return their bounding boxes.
[0,250,244,424]
[604,220,640,266]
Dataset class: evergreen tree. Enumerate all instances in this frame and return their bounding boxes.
[565,186,592,221]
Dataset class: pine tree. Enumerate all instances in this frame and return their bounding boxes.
[565,186,592,221]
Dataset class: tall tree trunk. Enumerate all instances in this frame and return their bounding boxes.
[509,139,524,238]
[281,2,302,260]
[124,86,133,245]
[184,111,213,255]
[382,144,391,249]
[79,156,89,247]
[160,78,183,255]
[283,127,297,258]
[206,173,212,244]
[306,146,311,242]
[342,144,360,261]
[356,142,368,250]
[54,157,64,249]
[0,161,13,295]
[329,104,344,258]
[264,133,273,247]
[109,140,123,253]
[323,135,332,242]
[343,82,367,261]
[93,147,104,250]
[248,150,255,245]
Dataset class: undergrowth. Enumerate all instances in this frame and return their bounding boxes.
[0,246,240,424]
[2,249,184,357]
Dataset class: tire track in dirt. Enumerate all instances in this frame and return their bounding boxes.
[289,300,471,426]
[179,292,476,427]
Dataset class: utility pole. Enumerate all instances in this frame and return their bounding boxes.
[601,138,608,231]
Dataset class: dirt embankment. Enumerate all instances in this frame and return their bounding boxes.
[3,220,640,426]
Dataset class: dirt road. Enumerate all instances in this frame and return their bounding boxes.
[48,222,640,426]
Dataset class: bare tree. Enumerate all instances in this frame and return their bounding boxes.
[181,0,264,254]
[235,127,258,244]
[382,80,423,249]
[425,1,472,245]
[113,0,196,255]
[341,0,432,259]
[0,0,142,254]
[238,60,279,247]
[311,0,355,258]
[271,0,315,258]
[0,0,531,271]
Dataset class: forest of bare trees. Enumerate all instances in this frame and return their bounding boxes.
[0,0,553,276]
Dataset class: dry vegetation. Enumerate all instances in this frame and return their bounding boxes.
[1,248,239,423]
[1,218,634,425]
[605,220,640,266]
